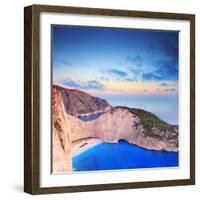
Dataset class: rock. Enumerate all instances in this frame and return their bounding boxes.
[53,85,111,116]
[89,107,178,152]
[52,86,72,172]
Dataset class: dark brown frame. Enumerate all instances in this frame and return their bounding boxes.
[24,4,195,195]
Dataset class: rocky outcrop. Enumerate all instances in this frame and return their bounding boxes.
[52,85,178,172]
[65,112,95,142]
[89,107,178,152]
[53,85,111,116]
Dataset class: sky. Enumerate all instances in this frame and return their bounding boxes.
[52,25,178,97]
[52,25,179,124]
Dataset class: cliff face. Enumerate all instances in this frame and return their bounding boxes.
[89,107,178,152]
[52,85,178,172]
[52,87,72,172]
[52,86,98,172]
[65,112,95,142]
[53,85,111,116]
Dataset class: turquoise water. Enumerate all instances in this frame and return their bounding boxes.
[72,140,178,172]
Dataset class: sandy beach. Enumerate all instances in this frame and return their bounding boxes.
[72,138,103,157]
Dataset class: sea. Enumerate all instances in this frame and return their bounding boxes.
[73,140,178,172]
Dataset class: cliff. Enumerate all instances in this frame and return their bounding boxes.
[52,86,74,172]
[89,107,178,152]
[53,85,111,116]
[52,86,98,172]
[52,85,178,172]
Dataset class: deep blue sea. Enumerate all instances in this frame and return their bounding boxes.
[72,140,178,172]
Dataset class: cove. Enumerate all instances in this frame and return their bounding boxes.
[72,140,178,172]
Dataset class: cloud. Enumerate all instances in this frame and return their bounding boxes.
[101,39,178,83]
[100,76,110,81]
[160,82,176,87]
[138,37,179,82]
[142,59,178,81]
[59,60,72,66]
[149,40,178,79]
[130,68,142,76]
[61,78,104,90]
[164,88,176,92]
[142,73,163,81]
[102,68,139,82]
[160,42,178,66]
[62,79,81,88]
[106,69,127,77]
[125,46,178,82]
[126,55,143,64]
[53,59,72,67]
[126,55,144,72]
[160,82,169,86]
[157,59,178,79]
[124,78,138,82]
[86,80,104,90]
[149,40,178,65]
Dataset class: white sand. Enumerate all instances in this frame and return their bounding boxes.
[72,138,103,157]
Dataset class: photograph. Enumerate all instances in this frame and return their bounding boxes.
[24,4,195,194]
[52,25,179,173]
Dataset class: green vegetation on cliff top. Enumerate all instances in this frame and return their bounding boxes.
[128,108,168,126]
[116,106,178,130]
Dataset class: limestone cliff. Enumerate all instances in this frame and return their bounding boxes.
[52,86,72,172]
[89,107,178,152]
[53,85,111,116]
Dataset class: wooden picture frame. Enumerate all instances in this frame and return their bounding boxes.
[24,4,195,194]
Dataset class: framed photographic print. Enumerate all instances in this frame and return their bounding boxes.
[24,4,195,194]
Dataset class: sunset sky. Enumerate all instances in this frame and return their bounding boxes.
[52,25,178,96]
[52,25,179,124]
